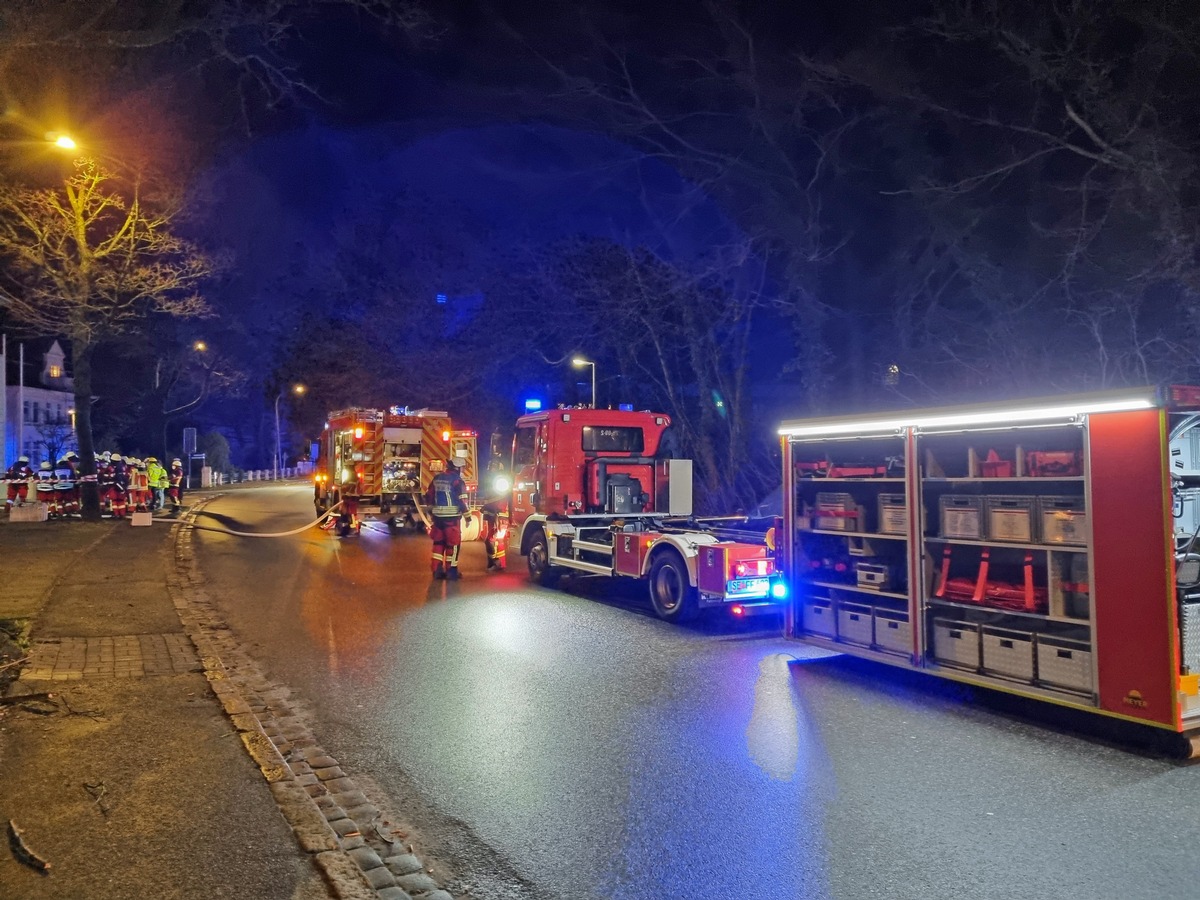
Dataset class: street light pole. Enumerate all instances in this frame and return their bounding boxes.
[275,384,306,480]
[572,357,596,408]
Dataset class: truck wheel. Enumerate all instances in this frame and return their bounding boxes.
[648,552,699,623]
[527,529,561,587]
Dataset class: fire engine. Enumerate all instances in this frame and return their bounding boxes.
[506,407,787,622]
[314,407,478,532]
[778,385,1200,757]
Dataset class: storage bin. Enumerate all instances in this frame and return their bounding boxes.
[1036,636,1093,693]
[877,493,908,535]
[1039,496,1088,545]
[932,619,980,669]
[855,562,891,591]
[873,608,912,655]
[9,503,48,522]
[939,496,984,539]
[802,601,836,637]
[981,627,1035,681]
[814,492,860,531]
[837,603,874,646]
[985,496,1036,543]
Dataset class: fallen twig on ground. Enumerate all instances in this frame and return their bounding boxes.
[7,819,51,874]
[0,655,29,671]
[0,692,54,707]
[83,782,111,817]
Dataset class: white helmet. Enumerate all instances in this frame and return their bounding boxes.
[17,455,29,463]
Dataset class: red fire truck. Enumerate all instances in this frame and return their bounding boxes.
[778,385,1200,757]
[507,407,786,622]
[314,407,478,533]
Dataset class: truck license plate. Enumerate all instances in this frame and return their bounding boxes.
[726,577,770,598]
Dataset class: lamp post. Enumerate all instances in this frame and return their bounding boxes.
[572,357,596,408]
[275,384,306,480]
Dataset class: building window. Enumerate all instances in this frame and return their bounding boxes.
[49,364,62,378]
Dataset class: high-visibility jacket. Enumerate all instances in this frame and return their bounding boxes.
[53,461,76,490]
[427,470,468,520]
[147,462,168,489]
[35,468,55,493]
[4,462,33,483]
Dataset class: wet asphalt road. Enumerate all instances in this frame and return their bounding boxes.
[192,485,1200,900]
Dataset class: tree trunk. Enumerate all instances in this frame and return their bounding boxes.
[70,336,101,521]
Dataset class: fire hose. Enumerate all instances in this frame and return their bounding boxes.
[167,499,345,539]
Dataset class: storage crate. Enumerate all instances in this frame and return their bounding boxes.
[1039,496,1088,545]
[855,562,891,591]
[874,608,912,656]
[939,496,984,539]
[8,503,48,522]
[837,602,874,646]
[932,619,980,670]
[985,496,1036,543]
[814,492,860,531]
[877,493,908,535]
[981,627,1035,682]
[1036,636,1093,693]
[802,601,836,637]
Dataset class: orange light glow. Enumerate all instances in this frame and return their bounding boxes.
[442,430,451,441]
[354,426,364,439]
[731,605,745,616]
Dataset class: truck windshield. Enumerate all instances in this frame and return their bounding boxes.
[582,426,644,453]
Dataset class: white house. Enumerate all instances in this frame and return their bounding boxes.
[2,337,78,468]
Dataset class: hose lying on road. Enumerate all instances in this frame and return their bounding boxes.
[169,500,344,539]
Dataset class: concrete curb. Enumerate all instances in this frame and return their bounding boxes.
[167,496,455,900]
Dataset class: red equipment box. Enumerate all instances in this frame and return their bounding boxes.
[1026,450,1082,477]
[613,531,659,577]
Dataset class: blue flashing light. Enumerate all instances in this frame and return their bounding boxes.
[524,398,543,412]
[618,403,633,412]
[771,580,789,600]
[436,293,447,304]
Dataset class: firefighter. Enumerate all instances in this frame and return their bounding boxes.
[96,452,115,515]
[4,456,34,511]
[53,453,78,517]
[427,455,470,579]
[109,454,130,519]
[129,458,150,512]
[480,460,510,572]
[145,457,167,510]
[34,461,56,511]
[168,458,184,511]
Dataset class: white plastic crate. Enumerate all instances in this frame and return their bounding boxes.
[982,627,1035,682]
[1036,636,1093,693]
[932,619,979,669]
[837,603,873,646]
[9,503,48,522]
[815,492,859,531]
[873,609,912,656]
[877,494,907,535]
[940,496,984,539]
[802,601,836,637]
[985,496,1036,543]
[1039,496,1088,545]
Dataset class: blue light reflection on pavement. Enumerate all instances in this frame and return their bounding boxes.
[600,649,835,899]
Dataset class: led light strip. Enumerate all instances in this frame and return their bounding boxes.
[778,395,1155,438]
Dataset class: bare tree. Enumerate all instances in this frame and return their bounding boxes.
[0,159,211,518]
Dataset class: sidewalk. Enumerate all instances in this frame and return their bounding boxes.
[0,507,369,899]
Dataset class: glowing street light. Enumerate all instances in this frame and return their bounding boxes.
[275,384,307,480]
[572,357,596,409]
[193,340,208,353]
[51,134,77,151]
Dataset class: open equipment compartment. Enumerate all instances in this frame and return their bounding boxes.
[778,386,1200,757]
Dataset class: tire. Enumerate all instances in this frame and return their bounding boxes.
[526,528,562,587]
[386,516,399,534]
[648,551,699,623]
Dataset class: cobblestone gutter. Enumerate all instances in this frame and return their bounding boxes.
[169,498,457,900]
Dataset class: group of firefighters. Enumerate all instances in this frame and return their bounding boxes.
[3,452,186,518]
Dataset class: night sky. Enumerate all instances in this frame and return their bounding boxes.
[2,0,1196,504]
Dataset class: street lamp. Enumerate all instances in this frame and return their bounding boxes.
[275,384,306,480]
[572,357,596,409]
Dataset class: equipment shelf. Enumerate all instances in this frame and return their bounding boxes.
[802,528,908,540]
[925,536,1088,553]
[926,597,1090,626]
[809,581,909,600]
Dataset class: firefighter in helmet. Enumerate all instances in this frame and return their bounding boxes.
[4,455,34,511]
[480,458,510,572]
[167,458,184,512]
[53,452,79,517]
[427,455,470,579]
[35,460,56,510]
